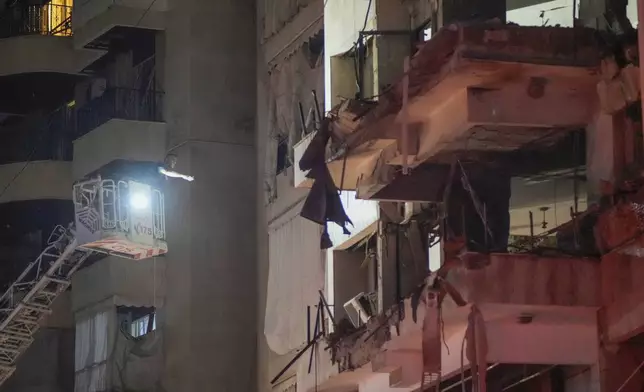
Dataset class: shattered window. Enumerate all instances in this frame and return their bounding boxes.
[117,306,156,338]
[130,314,156,338]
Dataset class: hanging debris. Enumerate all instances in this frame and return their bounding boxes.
[299,118,353,249]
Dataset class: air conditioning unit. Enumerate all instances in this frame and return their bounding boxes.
[344,292,377,328]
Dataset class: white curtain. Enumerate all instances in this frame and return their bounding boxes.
[265,203,324,355]
[75,311,110,392]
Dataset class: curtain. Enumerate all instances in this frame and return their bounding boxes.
[265,203,324,355]
[265,47,324,203]
[74,311,110,392]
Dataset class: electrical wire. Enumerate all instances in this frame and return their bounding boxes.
[135,0,158,26]
[0,113,58,202]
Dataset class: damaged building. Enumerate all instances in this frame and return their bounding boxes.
[258,0,644,391]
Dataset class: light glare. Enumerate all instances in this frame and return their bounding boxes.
[130,192,150,209]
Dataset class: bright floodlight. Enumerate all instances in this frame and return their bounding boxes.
[130,192,150,209]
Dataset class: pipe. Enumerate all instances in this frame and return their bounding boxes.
[270,332,323,384]
[360,29,413,36]
[442,364,501,392]
[501,366,556,391]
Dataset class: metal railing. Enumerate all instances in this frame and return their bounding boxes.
[0,110,74,164]
[0,4,72,38]
[0,88,164,165]
[74,88,164,138]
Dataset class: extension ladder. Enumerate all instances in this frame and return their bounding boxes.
[0,225,92,387]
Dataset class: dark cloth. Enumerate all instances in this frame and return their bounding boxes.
[299,121,352,249]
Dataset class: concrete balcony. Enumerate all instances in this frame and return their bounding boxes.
[72,88,166,179]
[71,256,165,314]
[73,0,167,49]
[0,161,72,204]
[305,24,599,201]
[0,4,101,76]
[316,254,600,392]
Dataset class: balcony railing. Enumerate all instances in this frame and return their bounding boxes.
[74,88,164,137]
[0,111,73,164]
[0,88,164,165]
[0,4,72,39]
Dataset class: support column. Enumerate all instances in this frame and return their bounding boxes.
[586,113,626,204]
[162,0,257,391]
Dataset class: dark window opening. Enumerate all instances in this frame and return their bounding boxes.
[276,135,291,174]
[117,306,156,338]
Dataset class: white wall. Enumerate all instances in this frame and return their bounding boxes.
[72,119,166,179]
[507,0,575,27]
[508,0,638,27]
[324,0,376,111]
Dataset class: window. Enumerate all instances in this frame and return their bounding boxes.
[276,134,291,174]
[117,306,157,338]
[130,314,157,338]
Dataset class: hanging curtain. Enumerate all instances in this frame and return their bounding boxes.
[74,311,110,392]
[264,202,324,355]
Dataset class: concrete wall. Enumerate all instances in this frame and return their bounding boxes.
[0,161,72,203]
[73,3,166,49]
[161,0,257,391]
[71,257,165,315]
[324,0,376,110]
[74,0,169,28]
[0,328,75,392]
[72,119,166,179]
[564,366,601,392]
[0,35,100,76]
[332,249,372,322]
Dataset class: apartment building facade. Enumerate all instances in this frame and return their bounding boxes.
[0,0,257,391]
[259,1,644,392]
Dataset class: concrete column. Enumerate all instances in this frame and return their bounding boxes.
[377,220,397,313]
[162,0,257,391]
[586,113,626,203]
[372,0,410,93]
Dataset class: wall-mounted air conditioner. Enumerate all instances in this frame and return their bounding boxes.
[343,292,377,328]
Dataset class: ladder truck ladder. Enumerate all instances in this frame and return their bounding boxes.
[0,225,92,387]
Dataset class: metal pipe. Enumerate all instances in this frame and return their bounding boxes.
[311,90,322,127]
[357,32,365,99]
[360,29,413,36]
[306,305,311,343]
[616,358,644,392]
[270,332,322,384]
[442,364,500,392]
[308,304,321,374]
[501,366,556,391]
[318,290,336,328]
[529,211,534,248]
[395,224,401,304]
